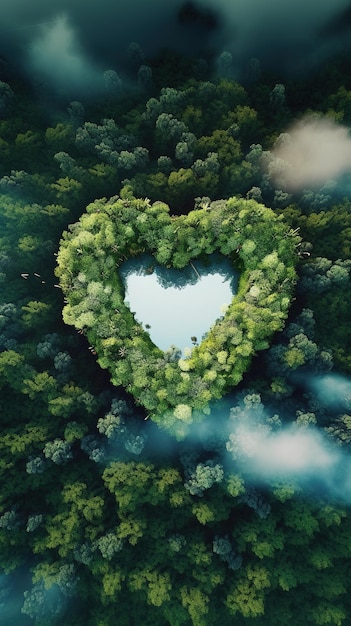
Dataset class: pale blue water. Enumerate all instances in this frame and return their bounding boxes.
[120,254,238,353]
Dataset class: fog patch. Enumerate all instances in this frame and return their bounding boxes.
[270,117,351,191]
[228,424,337,478]
[222,386,351,504]
[26,14,103,96]
[0,569,33,626]
[305,373,351,411]
[226,415,351,506]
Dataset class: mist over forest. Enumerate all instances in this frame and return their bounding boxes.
[1,0,351,89]
[1,1,351,625]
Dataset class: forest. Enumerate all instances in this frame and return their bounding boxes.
[1,1,351,624]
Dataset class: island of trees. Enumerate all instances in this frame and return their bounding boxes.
[56,193,299,438]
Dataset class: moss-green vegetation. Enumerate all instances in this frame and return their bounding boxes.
[56,194,299,436]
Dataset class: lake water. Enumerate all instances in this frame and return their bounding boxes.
[120,254,238,354]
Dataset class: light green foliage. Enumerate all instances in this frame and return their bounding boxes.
[101,569,124,599]
[226,474,245,498]
[226,565,270,618]
[0,349,25,389]
[191,502,216,525]
[21,301,52,327]
[41,482,105,558]
[180,586,209,626]
[22,371,57,400]
[174,403,192,422]
[129,569,172,606]
[102,461,184,514]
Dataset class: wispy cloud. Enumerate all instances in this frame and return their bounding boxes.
[228,424,337,477]
[225,376,351,504]
[27,14,102,95]
[306,372,351,411]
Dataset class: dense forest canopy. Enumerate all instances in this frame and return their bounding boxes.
[1,1,351,624]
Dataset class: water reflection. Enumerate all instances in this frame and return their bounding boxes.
[120,254,238,353]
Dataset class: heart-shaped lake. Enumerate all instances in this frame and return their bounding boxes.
[56,194,300,438]
[120,253,239,354]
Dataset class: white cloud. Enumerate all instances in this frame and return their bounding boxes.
[231,425,337,477]
[307,373,351,410]
[270,117,351,190]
